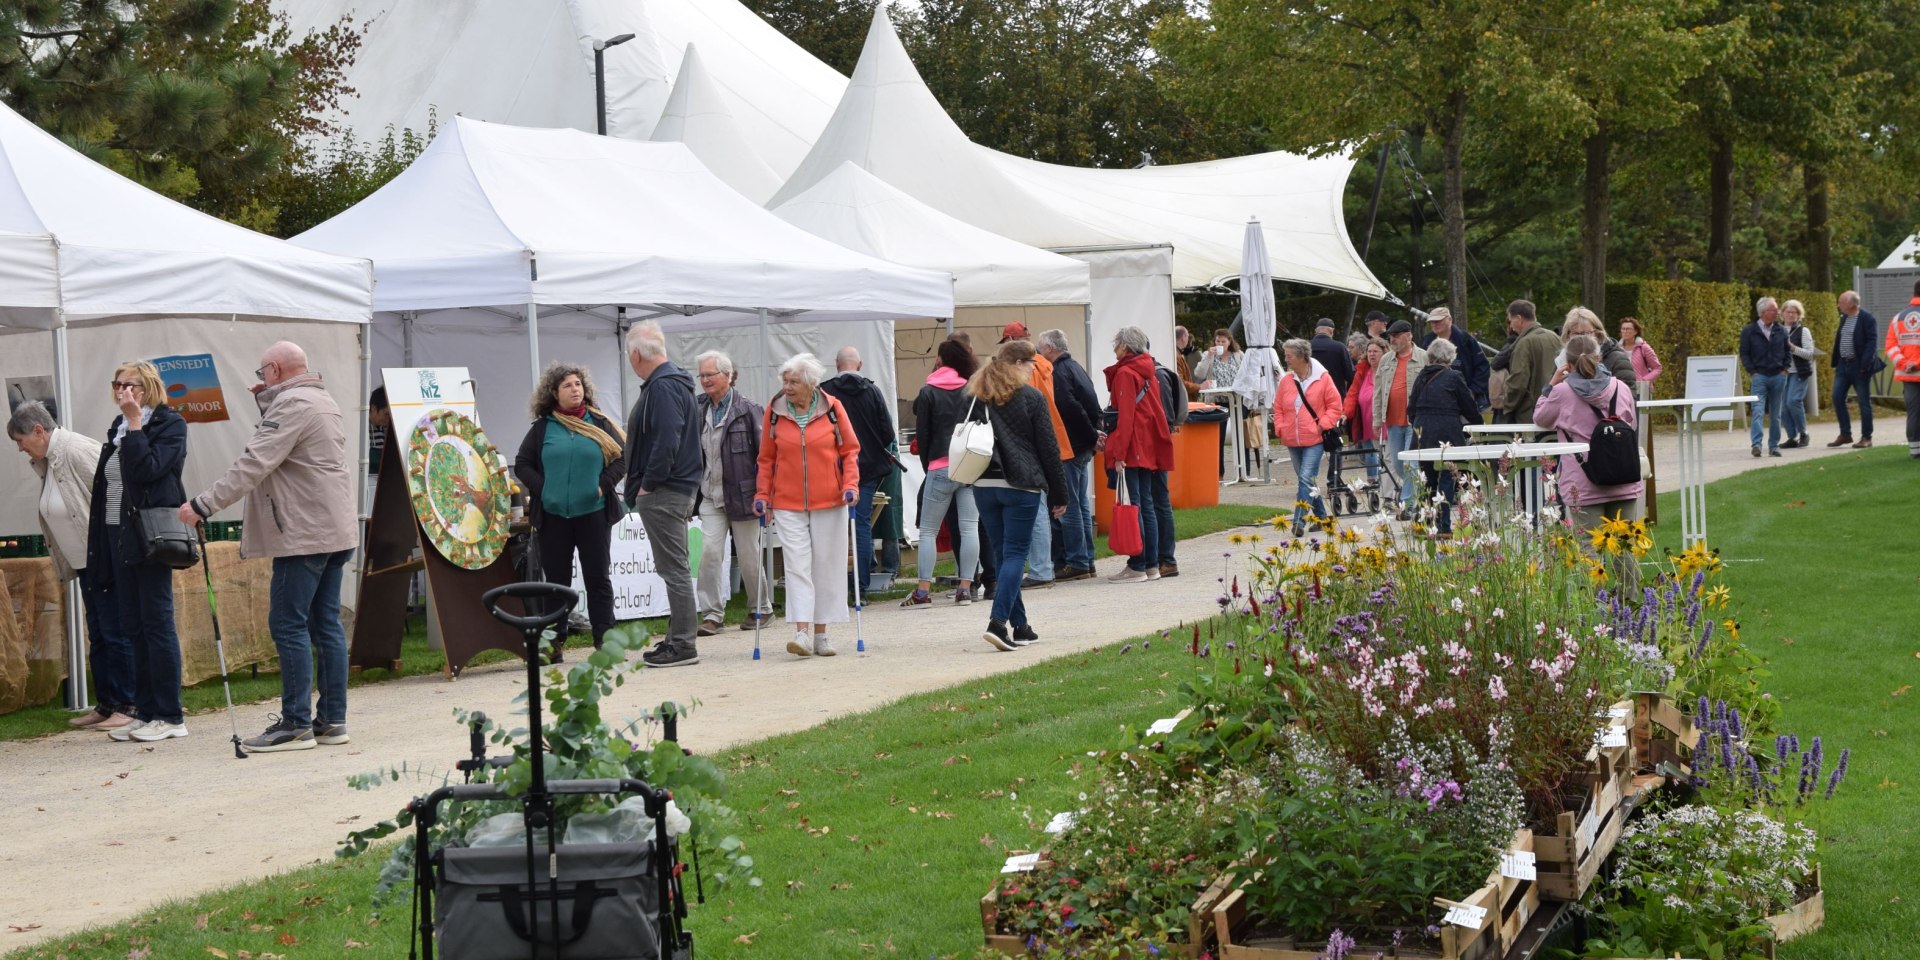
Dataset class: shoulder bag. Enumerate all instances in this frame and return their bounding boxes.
[135,507,202,569]
[1292,379,1343,454]
[946,397,995,484]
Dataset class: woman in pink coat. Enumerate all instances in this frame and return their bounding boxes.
[1533,335,1644,590]
[1273,338,1345,536]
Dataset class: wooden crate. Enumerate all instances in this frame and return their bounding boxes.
[1487,830,1542,956]
[1631,692,1701,775]
[980,868,1233,957]
[1763,864,1825,958]
[1533,763,1634,902]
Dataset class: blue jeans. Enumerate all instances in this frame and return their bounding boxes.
[1123,468,1172,571]
[1026,493,1055,582]
[1059,454,1094,570]
[1385,425,1416,504]
[852,478,879,592]
[1782,374,1809,440]
[1832,365,1874,439]
[82,575,135,714]
[916,467,978,583]
[1286,445,1328,525]
[269,549,353,728]
[1749,372,1788,450]
[974,486,1038,627]
[105,527,182,724]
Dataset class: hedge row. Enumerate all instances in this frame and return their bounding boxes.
[1604,281,1838,400]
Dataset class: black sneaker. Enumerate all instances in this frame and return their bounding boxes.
[1780,438,1801,449]
[1021,577,1054,589]
[642,642,700,668]
[982,620,1016,652]
[1751,445,1761,458]
[1011,624,1039,646]
[242,715,315,753]
[1768,448,1783,458]
[312,721,350,746]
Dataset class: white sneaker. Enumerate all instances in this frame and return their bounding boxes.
[107,720,151,742]
[813,635,837,657]
[1146,568,1163,581]
[786,632,813,658]
[1108,568,1149,583]
[131,720,189,742]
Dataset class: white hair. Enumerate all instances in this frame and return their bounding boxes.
[694,350,734,377]
[1281,338,1312,363]
[780,352,827,388]
[626,320,667,360]
[1426,337,1457,365]
[1755,296,1778,316]
[1113,326,1149,354]
[1037,329,1070,354]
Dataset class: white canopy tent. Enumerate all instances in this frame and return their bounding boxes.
[650,45,784,205]
[292,116,953,428]
[1881,235,1917,269]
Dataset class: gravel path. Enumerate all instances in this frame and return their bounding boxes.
[0,420,1873,948]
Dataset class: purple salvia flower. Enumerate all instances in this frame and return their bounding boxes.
[1694,619,1714,656]
[1798,751,1817,802]
[1694,729,1713,773]
[1697,695,1711,723]
[1810,736,1824,772]
[1690,569,1706,596]
[1718,725,1735,773]
[1776,735,1791,762]
[1826,749,1850,799]
[1728,706,1743,740]
[1789,733,1800,754]
[1744,752,1764,798]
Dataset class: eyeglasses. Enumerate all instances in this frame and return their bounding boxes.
[254,361,278,381]
[697,372,726,381]
[110,380,138,390]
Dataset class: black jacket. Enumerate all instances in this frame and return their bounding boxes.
[1419,326,1489,410]
[514,412,627,527]
[624,360,703,500]
[912,374,975,468]
[1049,351,1101,458]
[979,385,1068,507]
[1739,321,1791,376]
[1408,365,1483,448]
[819,371,895,485]
[1831,310,1885,373]
[1310,334,1356,397]
[86,403,188,584]
[694,391,763,521]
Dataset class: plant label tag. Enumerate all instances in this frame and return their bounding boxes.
[1610,705,1631,719]
[1145,717,1181,736]
[1578,811,1599,853]
[1500,850,1537,881]
[1044,812,1078,835]
[1600,728,1629,749]
[1443,904,1488,928]
[1001,853,1043,874]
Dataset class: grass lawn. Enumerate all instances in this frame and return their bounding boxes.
[15,459,1908,960]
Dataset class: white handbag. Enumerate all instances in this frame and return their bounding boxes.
[946,397,995,484]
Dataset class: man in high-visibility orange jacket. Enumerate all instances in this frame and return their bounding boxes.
[1886,279,1920,459]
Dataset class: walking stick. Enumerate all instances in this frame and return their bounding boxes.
[752,513,767,661]
[849,508,866,653]
[195,525,246,760]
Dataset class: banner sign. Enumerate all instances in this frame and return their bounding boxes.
[154,353,231,423]
[569,514,725,620]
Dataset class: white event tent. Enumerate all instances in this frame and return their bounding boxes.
[292,116,954,430]
[649,45,785,205]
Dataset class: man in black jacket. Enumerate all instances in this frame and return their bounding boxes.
[624,320,704,667]
[1739,297,1792,458]
[1310,318,1355,397]
[1038,329,1100,581]
[820,346,897,595]
[1828,290,1883,448]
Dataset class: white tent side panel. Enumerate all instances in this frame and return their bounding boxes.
[1059,246,1176,406]
[663,320,897,433]
[0,318,366,536]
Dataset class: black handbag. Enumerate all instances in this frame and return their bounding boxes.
[1292,379,1344,454]
[134,507,201,569]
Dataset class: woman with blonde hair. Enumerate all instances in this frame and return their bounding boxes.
[1534,335,1643,591]
[1561,306,1636,383]
[514,362,627,659]
[967,339,1067,652]
[87,360,189,742]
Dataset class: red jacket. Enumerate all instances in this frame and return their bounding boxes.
[754,392,861,511]
[1103,351,1173,471]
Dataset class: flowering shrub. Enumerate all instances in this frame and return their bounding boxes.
[1580,805,1816,959]
[1687,699,1850,813]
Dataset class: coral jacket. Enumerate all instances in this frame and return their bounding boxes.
[754,392,861,512]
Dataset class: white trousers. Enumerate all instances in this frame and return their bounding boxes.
[697,504,769,622]
[772,506,850,625]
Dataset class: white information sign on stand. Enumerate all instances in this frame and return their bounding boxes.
[382,366,477,423]
[1684,355,1740,424]
[570,514,729,621]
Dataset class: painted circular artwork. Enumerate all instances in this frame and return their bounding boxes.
[406,409,511,569]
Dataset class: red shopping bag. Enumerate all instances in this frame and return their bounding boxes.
[1107,475,1144,557]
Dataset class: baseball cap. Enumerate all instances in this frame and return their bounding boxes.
[998,321,1029,343]
[1386,320,1413,336]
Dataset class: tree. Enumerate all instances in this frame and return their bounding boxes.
[737,0,895,75]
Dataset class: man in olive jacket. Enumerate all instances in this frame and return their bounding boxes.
[1501,300,1560,425]
[182,341,357,754]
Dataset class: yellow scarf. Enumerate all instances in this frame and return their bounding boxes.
[554,406,625,464]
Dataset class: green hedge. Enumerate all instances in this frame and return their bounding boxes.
[1604,281,1839,401]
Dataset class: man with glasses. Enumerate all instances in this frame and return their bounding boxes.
[180,341,357,753]
[692,351,770,635]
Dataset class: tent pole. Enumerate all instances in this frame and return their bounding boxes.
[359,324,373,520]
[758,308,772,404]
[52,319,89,713]
[1343,140,1393,336]
[1082,304,1093,362]
[526,301,541,387]
[615,306,630,414]
[401,310,416,366]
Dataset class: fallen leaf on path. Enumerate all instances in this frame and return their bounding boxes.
[6,924,42,933]
[343,940,367,949]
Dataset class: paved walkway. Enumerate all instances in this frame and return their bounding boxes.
[0,421,1869,949]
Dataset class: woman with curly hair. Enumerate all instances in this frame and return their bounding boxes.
[514,362,627,659]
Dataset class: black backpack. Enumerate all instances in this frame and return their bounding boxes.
[1568,387,1639,486]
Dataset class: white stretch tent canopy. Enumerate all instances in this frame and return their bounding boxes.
[293,116,952,428]
[651,45,785,205]
[1881,235,1917,269]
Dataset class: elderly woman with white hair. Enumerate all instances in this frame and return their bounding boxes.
[754,353,860,658]
[1406,337,1483,537]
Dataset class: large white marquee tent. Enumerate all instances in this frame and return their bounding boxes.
[292,116,954,429]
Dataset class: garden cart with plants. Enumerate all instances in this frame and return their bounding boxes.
[404,581,693,960]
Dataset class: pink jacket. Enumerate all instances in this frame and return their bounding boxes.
[1273,363,1344,448]
[1343,362,1377,443]
[1628,341,1662,383]
[1533,376,1643,508]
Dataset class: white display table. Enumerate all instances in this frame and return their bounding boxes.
[1636,396,1756,547]
[1397,441,1590,530]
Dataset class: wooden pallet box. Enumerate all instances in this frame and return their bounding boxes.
[980,867,1234,957]
[1532,766,1632,902]
[1631,692,1701,775]
[1762,864,1825,959]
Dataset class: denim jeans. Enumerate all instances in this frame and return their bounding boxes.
[105,526,182,724]
[852,478,879,593]
[1026,495,1055,582]
[1058,453,1094,570]
[269,548,353,728]
[1831,365,1874,439]
[1749,372,1787,451]
[916,467,978,583]
[1123,467,1168,571]
[1385,425,1416,504]
[1149,470,1174,566]
[1286,445,1328,525]
[1782,373,1809,440]
[973,485,1038,627]
[82,575,135,714]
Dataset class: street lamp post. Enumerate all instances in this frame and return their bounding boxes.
[593,33,637,136]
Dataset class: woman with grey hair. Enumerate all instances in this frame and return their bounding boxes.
[1272,338,1343,536]
[514,362,627,659]
[8,402,132,727]
[754,352,860,658]
[1406,337,1483,536]
[1103,326,1173,581]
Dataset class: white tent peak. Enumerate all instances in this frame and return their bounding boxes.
[1881,234,1917,269]
[651,44,784,204]
[773,161,1091,307]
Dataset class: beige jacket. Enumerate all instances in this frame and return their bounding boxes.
[1372,345,1430,433]
[190,373,358,559]
[31,428,104,580]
